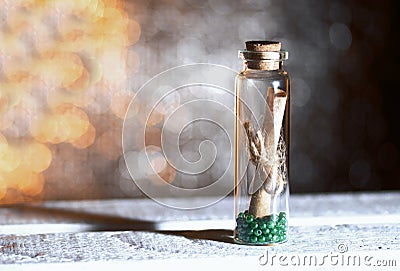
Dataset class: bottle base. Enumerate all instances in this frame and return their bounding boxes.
[233,237,287,246]
[234,210,288,245]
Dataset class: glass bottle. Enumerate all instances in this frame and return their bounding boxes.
[234,41,290,245]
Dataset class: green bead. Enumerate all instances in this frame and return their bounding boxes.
[254,229,262,237]
[278,229,284,236]
[266,234,273,241]
[270,214,278,222]
[277,221,286,229]
[262,228,270,235]
[239,227,247,234]
[271,228,278,235]
[247,228,254,235]
[238,212,245,219]
[267,221,275,229]
[242,222,248,228]
[260,222,267,230]
[250,235,258,243]
[279,212,286,219]
[272,235,279,242]
[258,235,266,242]
[246,214,254,223]
[236,217,245,225]
[279,217,287,224]
[249,222,258,229]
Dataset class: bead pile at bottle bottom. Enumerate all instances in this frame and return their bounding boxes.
[234,211,287,245]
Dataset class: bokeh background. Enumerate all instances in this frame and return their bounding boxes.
[0,0,399,203]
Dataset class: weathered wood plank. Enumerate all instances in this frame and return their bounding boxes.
[0,192,399,268]
[0,224,399,265]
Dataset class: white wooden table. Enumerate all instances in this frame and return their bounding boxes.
[0,192,399,270]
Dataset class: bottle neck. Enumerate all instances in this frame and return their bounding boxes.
[243,60,283,71]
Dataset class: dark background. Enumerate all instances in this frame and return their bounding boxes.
[129,0,400,193]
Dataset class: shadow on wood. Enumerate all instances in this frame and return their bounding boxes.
[6,204,158,231]
[159,229,234,244]
[3,205,235,244]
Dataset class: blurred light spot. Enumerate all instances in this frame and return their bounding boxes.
[30,114,60,144]
[137,146,176,186]
[19,172,45,196]
[99,50,126,83]
[96,128,122,161]
[0,133,8,156]
[157,162,177,185]
[71,123,96,149]
[21,141,52,173]
[2,166,44,196]
[84,87,112,115]
[146,108,164,127]
[119,177,139,196]
[127,19,141,46]
[36,51,85,89]
[349,159,370,188]
[55,105,90,142]
[145,127,162,147]
[329,23,352,50]
[292,78,311,107]
[0,144,21,172]
[111,91,134,119]
[0,92,9,115]
[151,155,167,174]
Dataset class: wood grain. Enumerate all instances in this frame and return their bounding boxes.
[0,192,399,268]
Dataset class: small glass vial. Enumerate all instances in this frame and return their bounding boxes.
[234,41,290,245]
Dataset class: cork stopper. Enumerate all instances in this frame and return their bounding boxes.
[245,41,281,52]
[243,40,282,70]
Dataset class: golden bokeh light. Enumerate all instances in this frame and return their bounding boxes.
[95,127,122,160]
[110,90,134,119]
[0,144,21,173]
[145,146,176,186]
[0,0,140,203]
[145,126,162,147]
[0,92,9,115]
[71,123,96,149]
[2,166,44,196]
[0,133,8,157]
[127,19,141,46]
[35,51,85,89]
[20,141,52,173]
